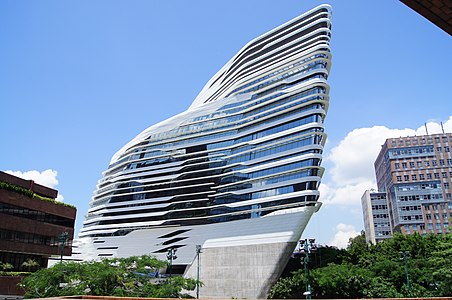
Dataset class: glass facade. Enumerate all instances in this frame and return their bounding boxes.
[79,5,332,264]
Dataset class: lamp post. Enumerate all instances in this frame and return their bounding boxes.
[299,238,316,300]
[166,248,177,277]
[195,245,202,299]
[58,232,68,263]
[400,251,410,291]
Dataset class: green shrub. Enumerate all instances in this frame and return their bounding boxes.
[0,181,75,208]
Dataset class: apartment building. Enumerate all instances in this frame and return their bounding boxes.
[361,190,392,243]
[371,133,452,236]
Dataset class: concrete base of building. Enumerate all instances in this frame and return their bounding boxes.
[184,241,296,299]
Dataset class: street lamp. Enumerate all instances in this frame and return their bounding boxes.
[195,245,202,299]
[299,238,316,300]
[58,232,68,263]
[166,248,177,277]
[400,251,410,291]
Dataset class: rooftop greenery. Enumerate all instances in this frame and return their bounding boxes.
[0,180,75,209]
[0,271,31,277]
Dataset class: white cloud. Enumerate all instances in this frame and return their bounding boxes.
[4,169,64,202]
[320,180,375,205]
[330,223,359,249]
[328,126,416,185]
[415,116,452,135]
[320,116,452,206]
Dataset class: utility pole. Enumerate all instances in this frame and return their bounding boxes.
[195,245,202,299]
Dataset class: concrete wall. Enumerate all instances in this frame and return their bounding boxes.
[185,241,296,299]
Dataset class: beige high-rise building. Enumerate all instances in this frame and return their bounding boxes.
[373,133,452,236]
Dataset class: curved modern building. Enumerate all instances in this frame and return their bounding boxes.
[78,4,332,298]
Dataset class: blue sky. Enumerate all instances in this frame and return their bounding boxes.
[1,1,451,247]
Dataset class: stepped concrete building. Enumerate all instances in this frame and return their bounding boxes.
[400,0,452,35]
[0,171,76,296]
[77,5,332,298]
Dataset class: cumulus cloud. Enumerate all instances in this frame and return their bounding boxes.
[416,116,452,135]
[4,169,64,202]
[320,180,375,205]
[330,223,359,249]
[328,126,416,185]
[320,116,452,206]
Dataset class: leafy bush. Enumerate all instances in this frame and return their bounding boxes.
[20,255,199,299]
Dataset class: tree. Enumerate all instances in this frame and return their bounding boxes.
[345,231,371,266]
[20,255,199,299]
[427,235,452,296]
[281,245,345,278]
[268,269,306,299]
[269,233,452,299]
[312,263,373,299]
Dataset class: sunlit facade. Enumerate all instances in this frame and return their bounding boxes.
[374,133,452,236]
[78,5,332,298]
[361,190,392,244]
